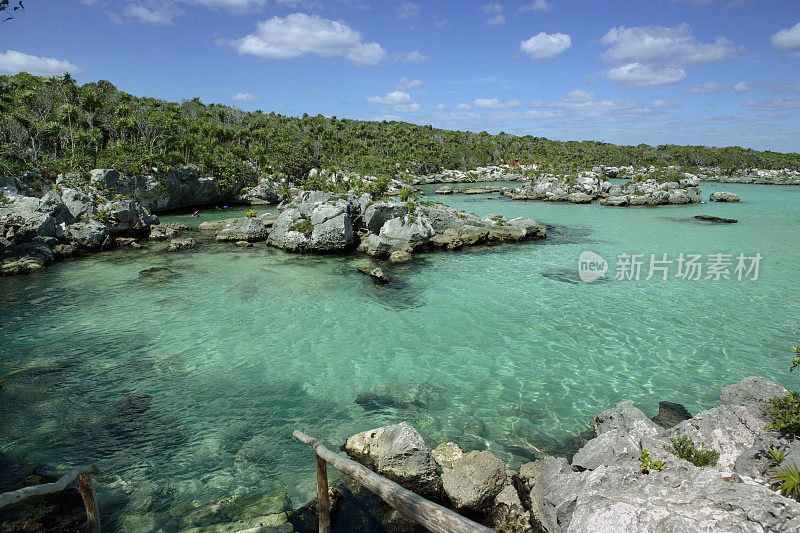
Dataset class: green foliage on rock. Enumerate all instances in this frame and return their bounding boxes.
[2,73,800,193]
[639,449,666,473]
[668,434,720,467]
[245,209,257,218]
[771,461,800,501]
[289,218,313,236]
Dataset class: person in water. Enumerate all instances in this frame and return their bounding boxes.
[191,210,200,217]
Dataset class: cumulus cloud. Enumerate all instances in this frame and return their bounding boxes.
[606,63,687,89]
[0,50,80,76]
[231,92,258,101]
[393,103,421,112]
[520,32,571,60]
[600,24,742,67]
[481,3,505,26]
[192,0,267,11]
[473,98,522,109]
[394,77,423,90]
[687,81,728,94]
[393,50,430,63]
[456,103,471,110]
[366,90,412,105]
[770,22,800,52]
[234,13,387,66]
[733,81,751,93]
[519,0,552,12]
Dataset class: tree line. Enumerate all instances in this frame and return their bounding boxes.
[1,73,798,191]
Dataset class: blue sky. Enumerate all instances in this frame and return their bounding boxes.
[2,0,800,152]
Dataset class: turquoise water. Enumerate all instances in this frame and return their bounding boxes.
[1,182,799,530]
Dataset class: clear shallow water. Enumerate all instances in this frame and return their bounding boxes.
[1,182,799,530]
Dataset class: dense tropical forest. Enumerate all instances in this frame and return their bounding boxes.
[2,73,799,191]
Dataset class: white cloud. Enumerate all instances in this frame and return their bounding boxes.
[520,32,571,60]
[560,89,597,104]
[600,24,741,67]
[396,1,419,19]
[456,103,471,110]
[473,98,522,109]
[394,103,421,112]
[743,96,800,111]
[770,22,800,52]
[231,92,258,101]
[519,0,552,12]
[371,114,402,122]
[481,3,505,26]
[0,50,80,76]
[733,81,751,93]
[366,90,412,105]
[393,50,430,63]
[234,13,387,67]
[122,2,183,24]
[394,77,423,90]
[192,0,267,11]
[606,62,687,89]
[760,80,800,93]
[687,81,728,94]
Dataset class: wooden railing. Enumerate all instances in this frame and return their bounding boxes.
[0,464,101,533]
[293,431,493,533]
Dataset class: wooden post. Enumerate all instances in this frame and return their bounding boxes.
[316,454,331,533]
[78,473,101,533]
[293,431,493,533]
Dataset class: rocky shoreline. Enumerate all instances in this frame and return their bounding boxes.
[0,169,546,275]
[295,376,800,532]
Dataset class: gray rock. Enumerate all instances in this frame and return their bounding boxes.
[60,187,93,221]
[363,202,408,234]
[67,221,109,250]
[268,209,309,251]
[166,237,197,252]
[486,484,532,533]
[710,191,741,202]
[149,223,188,241]
[0,241,54,275]
[344,422,441,498]
[567,192,593,204]
[379,215,434,244]
[720,376,787,419]
[215,218,269,242]
[515,457,585,533]
[592,401,660,437]
[441,451,508,512]
[240,180,279,204]
[431,442,464,470]
[356,266,389,284]
[309,204,354,251]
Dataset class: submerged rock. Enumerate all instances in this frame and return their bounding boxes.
[694,215,737,224]
[651,401,693,429]
[356,266,389,284]
[166,237,197,252]
[138,266,177,280]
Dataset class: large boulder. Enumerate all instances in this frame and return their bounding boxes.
[710,191,741,202]
[60,188,93,221]
[239,180,279,205]
[379,215,434,244]
[344,422,441,498]
[363,202,408,234]
[102,198,158,235]
[720,376,787,419]
[0,241,54,275]
[441,451,509,512]
[309,203,354,251]
[215,217,269,242]
[67,221,109,250]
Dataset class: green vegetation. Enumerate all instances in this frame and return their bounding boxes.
[624,167,686,186]
[245,209,257,218]
[639,449,666,473]
[397,188,417,201]
[771,461,800,501]
[92,207,110,224]
[669,434,720,467]
[2,73,800,195]
[766,327,800,434]
[0,190,8,206]
[289,218,313,236]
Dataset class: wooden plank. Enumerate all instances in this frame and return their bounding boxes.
[316,454,331,533]
[78,473,101,533]
[293,431,493,533]
[0,465,97,510]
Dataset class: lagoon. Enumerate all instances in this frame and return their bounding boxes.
[1,181,799,530]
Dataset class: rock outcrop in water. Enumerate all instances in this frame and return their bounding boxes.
[710,191,741,202]
[0,185,158,274]
[335,376,800,532]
